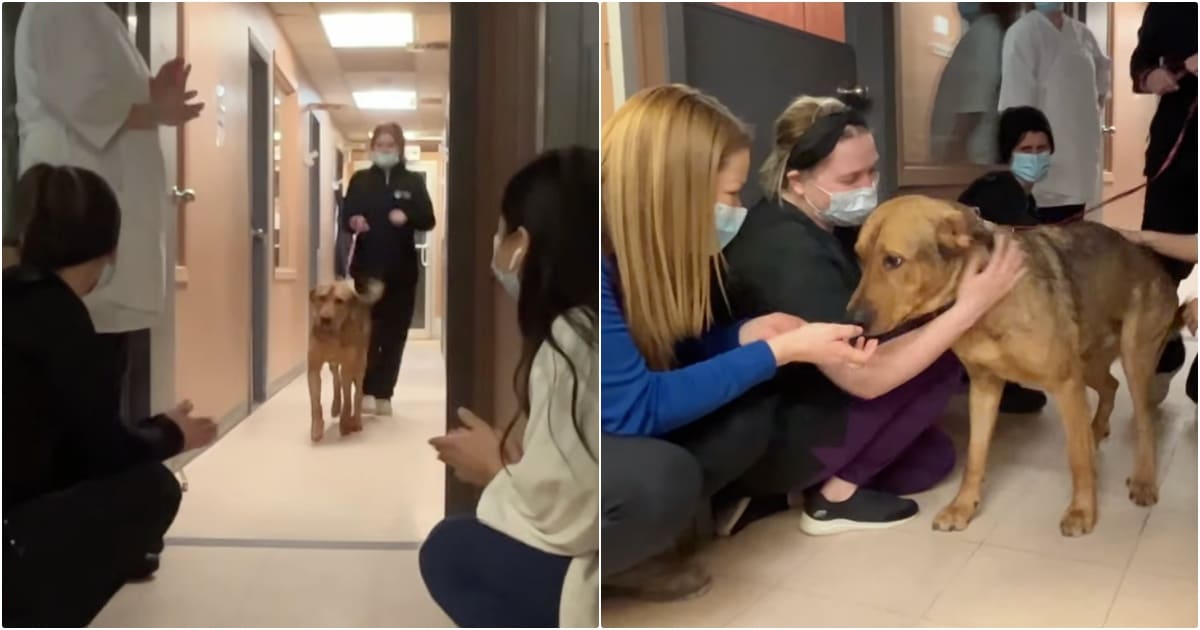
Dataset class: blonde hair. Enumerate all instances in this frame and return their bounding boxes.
[602,84,750,370]
[760,96,867,200]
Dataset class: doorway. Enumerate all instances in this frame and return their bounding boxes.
[248,40,270,406]
[308,112,321,289]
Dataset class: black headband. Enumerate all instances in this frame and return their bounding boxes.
[783,107,870,173]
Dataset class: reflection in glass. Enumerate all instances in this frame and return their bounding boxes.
[900,3,1021,167]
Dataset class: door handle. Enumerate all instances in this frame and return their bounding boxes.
[1101,125,1116,135]
[172,186,196,202]
[415,243,430,267]
[837,85,869,99]
[252,228,266,240]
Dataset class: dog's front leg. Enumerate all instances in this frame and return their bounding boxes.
[338,372,356,436]
[308,363,324,442]
[934,370,1003,532]
[1052,379,1098,536]
[330,363,343,417]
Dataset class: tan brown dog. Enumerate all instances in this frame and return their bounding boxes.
[848,195,1180,536]
[307,278,383,442]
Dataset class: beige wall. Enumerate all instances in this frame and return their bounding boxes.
[175,3,341,419]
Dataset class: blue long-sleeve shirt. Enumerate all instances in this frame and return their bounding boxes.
[601,260,777,436]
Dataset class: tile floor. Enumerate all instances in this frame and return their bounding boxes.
[603,343,1198,628]
[93,341,453,627]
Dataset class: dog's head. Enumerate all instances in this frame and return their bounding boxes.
[847,195,994,335]
[310,279,384,335]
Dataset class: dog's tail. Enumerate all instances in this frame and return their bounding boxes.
[356,278,385,305]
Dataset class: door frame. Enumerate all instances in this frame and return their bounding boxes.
[405,157,441,340]
[444,3,542,516]
[308,112,321,290]
[247,33,272,408]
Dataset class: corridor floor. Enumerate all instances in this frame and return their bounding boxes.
[604,343,1198,628]
[93,341,452,627]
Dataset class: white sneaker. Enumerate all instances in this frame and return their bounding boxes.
[361,395,377,414]
[376,399,392,417]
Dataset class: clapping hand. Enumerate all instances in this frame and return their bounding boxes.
[150,57,204,126]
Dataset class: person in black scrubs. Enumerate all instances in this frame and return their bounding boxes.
[343,122,436,417]
[957,105,1058,413]
[3,164,217,627]
[1130,2,1197,401]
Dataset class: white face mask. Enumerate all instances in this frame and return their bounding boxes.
[491,234,523,299]
[89,260,116,295]
[714,202,748,249]
[810,182,878,227]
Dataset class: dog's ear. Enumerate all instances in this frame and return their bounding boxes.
[936,211,973,258]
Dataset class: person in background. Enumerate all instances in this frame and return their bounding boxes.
[600,85,882,600]
[721,94,1025,540]
[1117,229,1198,404]
[3,165,217,628]
[957,105,1058,412]
[342,123,436,417]
[931,2,1021,165]
[14,2,204,426]
[419,148,599,627]
[999,2,1110,222]
[1130,2,1197,403]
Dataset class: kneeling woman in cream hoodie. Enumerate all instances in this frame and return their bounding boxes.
[420,147,599,628]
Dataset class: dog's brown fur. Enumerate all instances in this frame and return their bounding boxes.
[849,195,1180,536]
[307,278,384,442]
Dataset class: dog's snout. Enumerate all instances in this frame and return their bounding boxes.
[846,304,875,330]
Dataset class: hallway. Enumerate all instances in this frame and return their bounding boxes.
[93,340,450,627]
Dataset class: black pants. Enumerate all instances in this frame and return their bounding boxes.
[1142,122,1197,376]
[96,329,152,426]
[2,463,182,628]
[420,516,571,627]
[600,390,778,577]
[1037,203,1086,224]
[363,271,418,400]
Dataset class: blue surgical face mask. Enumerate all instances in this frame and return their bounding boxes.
[714,202,748,249]
[1011,151,1051,183]
[811,183,878,227]
[371,150,400,170]
[957,2,982,22]
[1034,2,1062,14]
[491,234,522,299]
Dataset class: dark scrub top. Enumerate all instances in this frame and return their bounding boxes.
[720,196,856,490]
[958,170,1041,226]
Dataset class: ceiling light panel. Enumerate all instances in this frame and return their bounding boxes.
[320,12,414,48]
[353,90,418,111]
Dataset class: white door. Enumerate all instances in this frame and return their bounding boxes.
[146,2,181,412]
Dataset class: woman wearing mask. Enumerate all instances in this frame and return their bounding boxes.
[419,148,599,627]
[721,95,1025,539]
[601,85,879,601]
[343,123,436,417]
[3,165,217,627]
[957,105,1057,412]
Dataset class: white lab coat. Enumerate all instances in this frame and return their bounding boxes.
[931,13,1005,165]
[999,10,1111,208]
[15,3,169,333]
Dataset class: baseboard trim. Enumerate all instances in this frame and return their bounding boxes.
[267,361,306,399]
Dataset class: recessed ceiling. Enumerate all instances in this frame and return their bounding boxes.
[270,2,450,147]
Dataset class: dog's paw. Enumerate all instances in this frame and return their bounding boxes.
[932,503,976,532]
[1092,424,1110,446]
[1126,477,1159,507]
[1059,506,1096,537]
[311,425,325,442]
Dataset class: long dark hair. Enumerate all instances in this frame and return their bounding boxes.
[499,147,599,463]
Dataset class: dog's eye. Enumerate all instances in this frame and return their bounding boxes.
[883,255,904,270]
